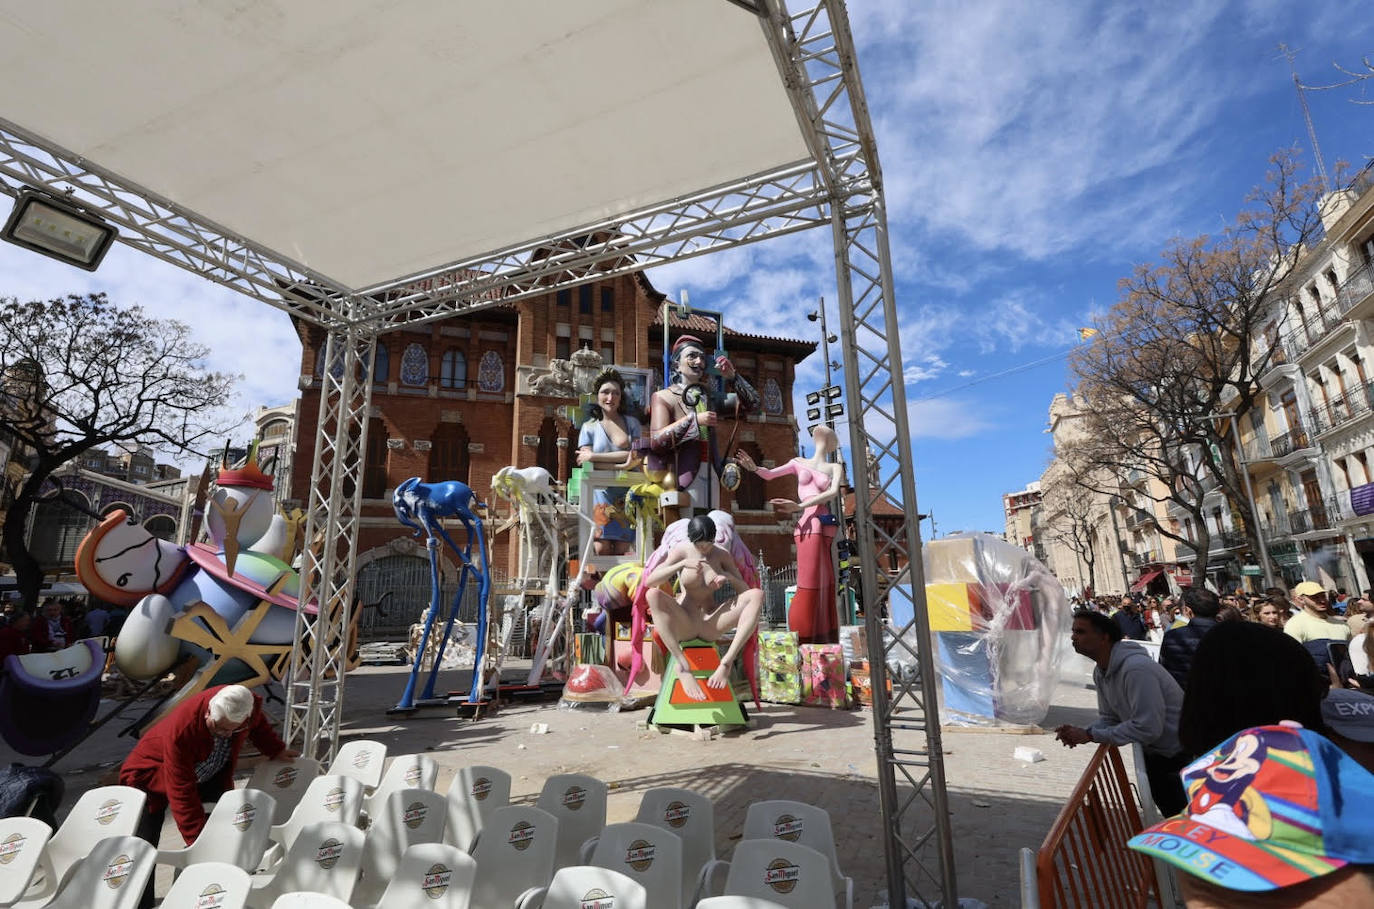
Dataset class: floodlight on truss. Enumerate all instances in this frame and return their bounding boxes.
[1,188,116,270]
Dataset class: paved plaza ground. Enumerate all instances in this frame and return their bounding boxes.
[4,662,1114,908]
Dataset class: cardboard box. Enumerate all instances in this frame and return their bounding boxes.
[758,630,801,704]
[801,643,846,709]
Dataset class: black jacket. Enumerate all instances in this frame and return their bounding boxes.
[1159,617,1218,689]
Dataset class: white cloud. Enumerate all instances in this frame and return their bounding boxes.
[958,369,976,377]
[903,355,949,384]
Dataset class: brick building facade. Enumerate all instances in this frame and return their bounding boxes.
[290,272,815,589]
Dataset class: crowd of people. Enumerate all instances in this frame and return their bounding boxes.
[0,594,124,660]
[1057,583,1374,905]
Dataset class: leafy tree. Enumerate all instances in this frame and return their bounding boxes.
[1068,150,1324,581]
[0,293,237,606]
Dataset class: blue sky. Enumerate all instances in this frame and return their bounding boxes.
[0,1,1369,538]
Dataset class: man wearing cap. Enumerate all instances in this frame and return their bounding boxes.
[648,333,758,514]
[1128,722,1374,905]
[1285,581,1351,644]
[1055,610,1188,815]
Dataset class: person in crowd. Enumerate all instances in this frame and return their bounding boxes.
[1216,604,1245,623]
[1334,587,1352,614]
[1128,723,1374,907]
[121,684,297,908]
[1054,609,1188,815]
[1113,595,1149,641]
[1177,620,1326,757]
[1322,687,1374,772]
[576,367,643,556]
[84,601,111,637]
[1251,593,1289,629]
[28,599,72,653]
[1285,581,1351,644]
[1342,625,1374,693]
[1346,595,1374,637]
[0,610,32,661]
[1160,587,1221,689]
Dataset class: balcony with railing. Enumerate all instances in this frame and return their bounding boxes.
[1338,261,1374,317]
[1269,424,1314,459]
[1287,496,1348,536]
[1312,381,1374,435]
[1123,508,1153,530]
[1131,550,1161,567]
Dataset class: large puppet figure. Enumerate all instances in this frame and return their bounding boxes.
[576,368,643,555]
[737,425,844,644]
[648,334,758,514]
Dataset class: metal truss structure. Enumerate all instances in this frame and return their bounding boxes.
[0,2,953,905]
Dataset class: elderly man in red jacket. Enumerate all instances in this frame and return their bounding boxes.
[121,684,297,906]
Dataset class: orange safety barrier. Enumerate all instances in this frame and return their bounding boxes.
[1035,744,1159,908]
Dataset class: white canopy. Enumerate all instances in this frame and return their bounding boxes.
[1,1,809,291]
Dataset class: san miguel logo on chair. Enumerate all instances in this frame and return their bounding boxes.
[102,854,134,889]
[273,767,298,789]
[196,883,228,908]
[352,750,373,769]
[471,777,492,800]
[764,858,801,894]
[663,801,691,828]
[625,839,655,871]
[579,888,614,909]
[509,820,536,851]
[0,833,26,865]
[422,863,452,898]
[772,814,803,841]
[562,786,587,810]
[315,838,344,869]
[232,805,256,832]
[403,801,428,830]
[95,799,123,826]
[324,787,345,812]
[404,765,423,787]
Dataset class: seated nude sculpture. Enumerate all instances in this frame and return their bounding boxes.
[641,514,763,701]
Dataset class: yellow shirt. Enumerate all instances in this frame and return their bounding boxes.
[1283,610,1352,644]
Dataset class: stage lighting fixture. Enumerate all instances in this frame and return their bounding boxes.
[2,189,117,271]
[806,391,821,406]
[825,385,843,400]
[807,406,822,422]
[825,403,845,419]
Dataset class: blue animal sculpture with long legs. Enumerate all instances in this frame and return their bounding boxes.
[391,477,490,710]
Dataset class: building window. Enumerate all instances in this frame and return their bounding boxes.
[557,289,570,307]
[362,417,389,499]
[536,417,559,477]
[400,343,429,386]
[579,285,593,315]
[371,345,390,387]
[478,351,505,392]
[762,378,785,415]
[734,443,766,510]
[556,337,571,360]
[440,349,467,389]
[429,422,470,484]
[601,343,615,364]
[601,288,614,312]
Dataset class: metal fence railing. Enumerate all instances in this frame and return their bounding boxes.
[756,561,797,627]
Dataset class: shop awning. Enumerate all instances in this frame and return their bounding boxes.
[1131,570,1163,592]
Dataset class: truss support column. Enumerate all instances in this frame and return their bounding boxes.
[284,324,375,763]
[832,193,958,906]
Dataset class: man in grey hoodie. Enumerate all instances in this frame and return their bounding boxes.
[1054,609,1188,815]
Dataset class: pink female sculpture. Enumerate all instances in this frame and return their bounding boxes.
[736,424,844,644]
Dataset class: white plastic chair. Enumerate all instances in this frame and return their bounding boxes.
[159,861,252,909]
[363,753,438,824]
[696,897,790,909]
[701,840,837,909]
[248,820,365,909]
[369,842,477,909]
[268,893,354,909]
[534,773,607,871]
[262,775,363,869]
[244,757,322,825]
[157,786,278,874]
[12,784,146,907]
[741,801,852,909]
[327,739,388,793]
[584,821,685,909]
[354,788,449,906]
[444,765,511,852]
[469,805,559,909]
[42,835,155,909]
[529,865,647,909]
[0,816,52,905]
[634,786,716,907]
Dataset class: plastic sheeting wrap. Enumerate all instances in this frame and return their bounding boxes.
[889,534,1071,727]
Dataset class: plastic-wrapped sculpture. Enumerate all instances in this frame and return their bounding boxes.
[896,533,1070,727]
[391,476,490,710]
[74,443,312,716]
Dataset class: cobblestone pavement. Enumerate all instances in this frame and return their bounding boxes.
[5,665,1114,907]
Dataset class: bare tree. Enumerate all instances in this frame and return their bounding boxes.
[0,293,237,606]
[1041,464,1100,595]
[1069,149,1324,582]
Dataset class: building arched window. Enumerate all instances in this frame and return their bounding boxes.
[30,490,93,569]
[536,417,559,477]
[372,344,390,387]
[362,417,389,498]
[145,514,177,542]
[440,349,467,389]
[430,422,470,484]
[734,443,766,511]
